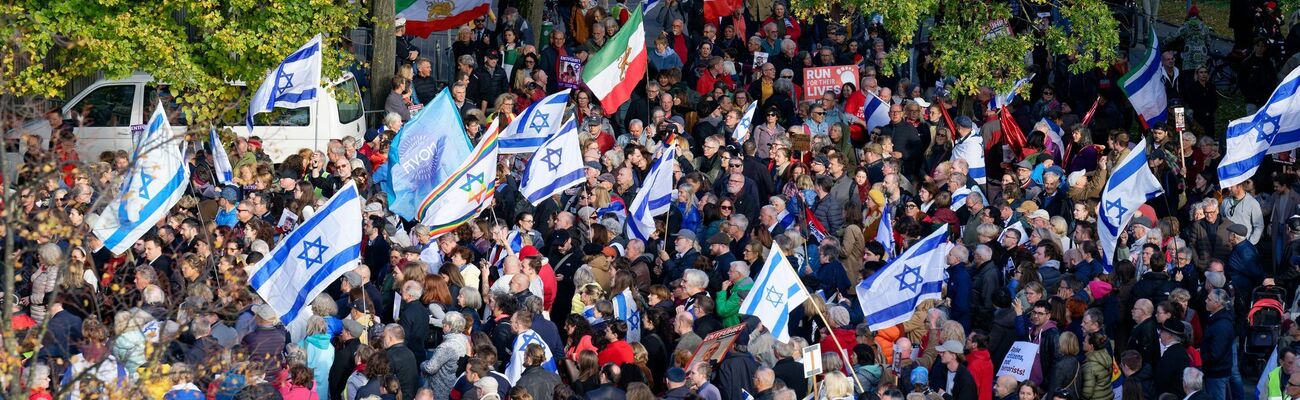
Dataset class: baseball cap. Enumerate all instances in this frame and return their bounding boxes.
[252,304,278,321]
[676,229,697,242]
[343,319,366,338]
[911,366,929,385]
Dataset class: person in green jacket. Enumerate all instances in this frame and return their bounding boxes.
[716,261,755,327]
[1265,348,1298,400]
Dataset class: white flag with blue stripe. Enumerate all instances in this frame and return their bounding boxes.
[504,328,558,384]
[246,34,323,133]
[626,139,678,241]
[864,92,891,133]
[991,74,1034,111]
[501,89,571,154]
[613,288,642,342]
[952,130,987,184]
[857,225,952,330]
[874,203,895,261]
[1218,65,1300,188]
[775,209,796,231]
[92,102,192,255]
[248,181,363,341]
[950,186,972,211]
[741,245,810,343]
[522,118,584,205]
[1098,139,1163,270]
[1120,28,1168,128]
[733,101,758,143]
[210,128,234,185]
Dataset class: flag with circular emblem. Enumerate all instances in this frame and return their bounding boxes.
[582,4,646,115]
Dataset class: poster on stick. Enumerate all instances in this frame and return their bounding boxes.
[997,341,1040,381]
[687,324,746,369]
[803,65,859,98]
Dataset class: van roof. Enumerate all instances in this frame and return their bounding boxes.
[115,71,355,88]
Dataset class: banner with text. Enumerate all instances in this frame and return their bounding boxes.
[804,65,859,98]
[688,324,746,369]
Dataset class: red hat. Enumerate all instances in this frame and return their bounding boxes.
[1187,5,1199,17]
[519,245,541,258]
[247,138,263,148]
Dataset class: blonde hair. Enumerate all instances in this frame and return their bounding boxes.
[821,371,854,398]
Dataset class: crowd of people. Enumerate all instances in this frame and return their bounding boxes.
[7,0,1300,400]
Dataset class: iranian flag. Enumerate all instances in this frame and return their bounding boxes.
[582,4,647,115]
[397,0,491,38]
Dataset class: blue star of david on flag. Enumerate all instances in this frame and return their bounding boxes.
[541,148,563,171]
[275,68,295,96]
[1103,198,1128,221]
[529,112,551,134]
[460,172,485,192]
[518,331,543,351]
[628,308,641,331]
[297,237,328,270]
[138,172,155,200]
[1255,112,1283,143]
[895,263,923,292]
[765,286,785,308]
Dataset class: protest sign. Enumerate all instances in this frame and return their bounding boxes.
[559,56,583,89]
[802,343,823,378]
[997,341,1040,381]
[688,324,746,369]
[803,65,859,98]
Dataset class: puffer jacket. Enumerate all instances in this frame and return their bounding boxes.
[1080,350,1114,400]
[854,364,885,395]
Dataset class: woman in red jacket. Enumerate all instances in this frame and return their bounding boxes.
[966,331,996,400]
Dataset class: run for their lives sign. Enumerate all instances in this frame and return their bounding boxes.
[803,65,859,98]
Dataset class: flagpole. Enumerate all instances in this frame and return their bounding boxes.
[789,274,865,392]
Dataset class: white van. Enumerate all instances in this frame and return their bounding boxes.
[42,71,366,162]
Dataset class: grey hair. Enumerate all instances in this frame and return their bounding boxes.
[523,295,543,314]
[775,340,797,358]
[142,285,166,304]
[975,245,993,261]
[305,315,328,336]
[1182,367,1204,392]
[730,261,750,277]
[730,214,749,231]
[683,269,709,290]
[1201,198,1219,210]
[402,279,423,298]
[574,265,596,288]
[312,293,338,317]
[950,245,970,263]
[38,243,63,265]
[384,112,403,128]
[774,388,797,400]
[1205,271,1226,288]
[460,289,483,310]
[977,223,1001,238]
[774,78,794,95]
[444,311,468,334]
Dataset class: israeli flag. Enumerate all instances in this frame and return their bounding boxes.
[92,102,191,255]
[951,186,972,211]
[874,203,895,261]
[952,130,987,184]
[523,118,584,205]
[1037,118,1066,158]
[504,329,557,384]
[210,128,234,185]
[501,89,571,154]
[644,0,661,11]
[991,74,1034,111]
[733,101,758,144]
[626,140,677,241]
[246,34,323,133]
[741,245,810,343]
[248,181,363,341]
[613,288,642,342]
[1218,65,1300,188]
[1119,27,1168,128]
[856,225,953,330]
[1098,139,1163,270]
[864,92,891,133]
[775,209,796,231]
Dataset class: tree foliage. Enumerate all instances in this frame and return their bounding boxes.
[791,0,1121,96]
[1,0,361,128]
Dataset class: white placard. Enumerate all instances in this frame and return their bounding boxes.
[802,343,823,378]
[996,341,1040,381]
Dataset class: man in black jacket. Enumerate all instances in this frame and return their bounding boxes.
[1128,299,1159,365]
[328,320,365,400]
[384,324,421,400]
[469,52,509,110]
[1153,320,1191,398]
[397,280,431,363]
[772,340,808,398]
[715,332,760,400]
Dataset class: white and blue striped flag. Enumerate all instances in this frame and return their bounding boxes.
[246,34,323,133]
[991,74,1034,111]
[1218,65,1300,188]
[626,138,678,241]
[613,288,642,342]
[741,245,811,343]
[951,186,972,212]
[732,101,758,144]
[1098,139,1163,271]
[864,92,891,133]
[210,128,234,185]
[92,102,192,254]
[249,181,362,341]
[1119,27,1168,128]
[874,202,895,261]
[775,208,796,231]
[951,129,987,184]
[500,89,570,154]
[522,118,584,205]
[857,225,953,330]
[504,329,558,384]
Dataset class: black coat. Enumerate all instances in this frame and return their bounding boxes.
[1154,343,1191,398]
[928,363,980,400]
[328,338,361,400]
[398,300,431,363]
[585,384,627,400]
[386,344,421,400]
[716,351,760,400]
[773,358,808,398]
[516,365,563,400]
[1128,318,1159,366]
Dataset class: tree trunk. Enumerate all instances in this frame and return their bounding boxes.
[371,0,396,121]
[528,0,545,44]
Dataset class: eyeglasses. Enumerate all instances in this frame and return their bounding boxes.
[237,208,250,213]
[721,205,733,210]
[1043,91,1055,95]
[1031,310,1049,316]
[730,163,743,168]
[812,111,825,115]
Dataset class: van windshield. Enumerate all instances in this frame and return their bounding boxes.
[335,77,363,124]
